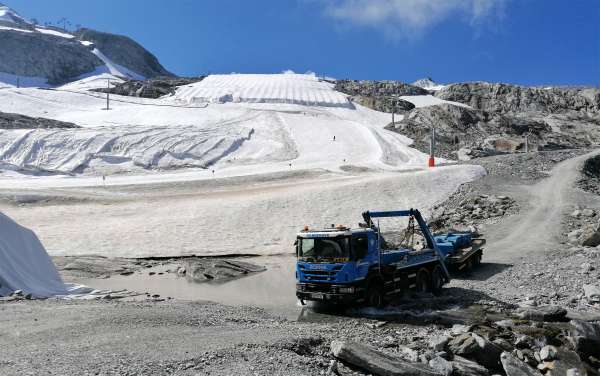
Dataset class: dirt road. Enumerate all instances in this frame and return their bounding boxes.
[484,149,600,262]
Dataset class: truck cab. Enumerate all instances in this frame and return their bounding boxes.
[295,226,376,303]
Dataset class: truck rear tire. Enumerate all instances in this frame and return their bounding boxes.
[473,252,482,268]
[366,284,384,308]
[430,266,444,295]
[415,268,429,293]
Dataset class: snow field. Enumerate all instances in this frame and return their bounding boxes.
[5,164,485,258]
[172,73,351,107]
[0,75,433,181]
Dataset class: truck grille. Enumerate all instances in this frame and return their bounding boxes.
[302,270,338,281]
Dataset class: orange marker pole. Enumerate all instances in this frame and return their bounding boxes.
[428,127,436,167]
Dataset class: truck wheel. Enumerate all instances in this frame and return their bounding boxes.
[473,253,482,268]
[415,268,429,293]
[366,284,384,308]
[430,266,444,295]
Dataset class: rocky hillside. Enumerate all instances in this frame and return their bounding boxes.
[93,76,204,99]
[381,81,600,159]
[0,29,103,85]
[0,3,172,86]
[436,82,600,114]
[334,80,426,113]
[75,28,173,79]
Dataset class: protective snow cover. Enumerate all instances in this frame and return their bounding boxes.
[0,211,69,297]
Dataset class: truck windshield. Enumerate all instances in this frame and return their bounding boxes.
[298,236,349,261]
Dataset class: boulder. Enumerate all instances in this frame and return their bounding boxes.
[448,334,479,356]
[539,348,586,376]
[429,356,452,376]
[570,320,600,357]
[583,284,600,303]
[429,335,450,352]
[330,340,442,376]
[580,225,600,247]
[500,352,539,376]
[450,355,489,376]
[581,209,596,217]
[470,333,503,370]
[540,345,558,361]
[516,305,567,322]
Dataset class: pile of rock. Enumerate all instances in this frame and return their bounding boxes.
[330,305,600,376]
[0,289,32,301]
[92,76,205,99]
[431,194,517,232]
[566,208,600,247]
[578,155,600,195]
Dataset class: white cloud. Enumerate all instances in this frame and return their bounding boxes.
[321,0,507,38]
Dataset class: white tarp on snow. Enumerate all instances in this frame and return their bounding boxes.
[0,212,69,297]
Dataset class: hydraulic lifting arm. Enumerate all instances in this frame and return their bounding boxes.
[362,209,451,282]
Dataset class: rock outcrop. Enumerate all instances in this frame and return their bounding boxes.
[435,82,600,115]
[0,29,103,85]
[334,79,427,113]
[75,28,174,79]
[92,76,204,99]
[0,111,79,129]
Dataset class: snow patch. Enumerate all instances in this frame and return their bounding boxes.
[58,73,124,91]
[412,77,446,91]
[0,24,31,33]
[401,95,471,109]
[0,4,29,25]
[35,27,74,39]
[89,47,145,81]
[0,71,50,88]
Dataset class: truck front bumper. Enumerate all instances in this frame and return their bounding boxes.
[296,283,363,304]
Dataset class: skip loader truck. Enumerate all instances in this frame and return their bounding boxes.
[295,209,486,307]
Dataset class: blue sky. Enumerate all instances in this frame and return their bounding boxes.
[7,0,600,85]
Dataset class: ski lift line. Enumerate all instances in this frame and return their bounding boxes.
[39,88,210,109]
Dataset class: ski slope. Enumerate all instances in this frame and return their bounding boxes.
[0,73,435,185]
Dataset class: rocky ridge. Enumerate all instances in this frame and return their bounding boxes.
[0,110,79,129]
[92,76,205,99]
[0,4,172,85]
[334,80,426,113]
[343,78,600,159]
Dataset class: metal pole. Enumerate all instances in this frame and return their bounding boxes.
[428,127,436,167]
[525,134,529,153]
[106,78,110,110]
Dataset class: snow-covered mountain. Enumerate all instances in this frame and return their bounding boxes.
[412,77,446,91]
[0,3,172,87]
[0,2,28,26]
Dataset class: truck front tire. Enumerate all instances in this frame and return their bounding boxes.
[366,284,384,308]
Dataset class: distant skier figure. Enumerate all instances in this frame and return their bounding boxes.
[333,135,336,141]
[102,174,106,185]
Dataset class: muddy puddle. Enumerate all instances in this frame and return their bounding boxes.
[77,254,503,324]
[79,254,304,319]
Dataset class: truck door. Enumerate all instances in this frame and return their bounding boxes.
[353,234,370,281]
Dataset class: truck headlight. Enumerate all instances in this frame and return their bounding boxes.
[338,286,355,294]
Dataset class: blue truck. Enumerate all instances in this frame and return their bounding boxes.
[295,209,485,307]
